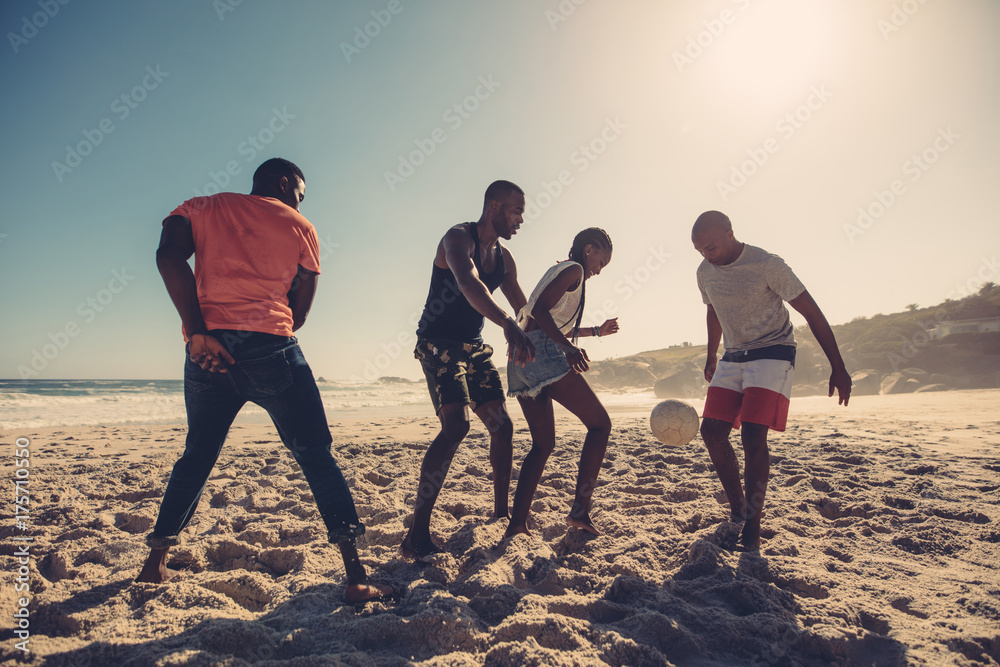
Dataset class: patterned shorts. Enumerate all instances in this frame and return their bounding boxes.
[414,337,505,413]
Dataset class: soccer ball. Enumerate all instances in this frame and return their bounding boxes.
[650,399,700,447]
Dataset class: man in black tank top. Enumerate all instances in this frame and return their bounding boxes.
[401,180,536,559]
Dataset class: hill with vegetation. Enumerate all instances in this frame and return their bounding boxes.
[590,284,1000,398]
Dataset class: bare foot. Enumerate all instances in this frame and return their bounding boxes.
[566,515,600,536]
[135,547,177,583]
[399,534,444,560]
[346,582,395,604]
[503,524,530,539]
[739,521,761,551]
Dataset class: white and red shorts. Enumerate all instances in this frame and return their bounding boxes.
[703,358,794,431]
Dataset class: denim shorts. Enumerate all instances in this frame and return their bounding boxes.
[506,328,572,399]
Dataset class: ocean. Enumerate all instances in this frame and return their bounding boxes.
[0,378,431,430]
[0,379,663,430]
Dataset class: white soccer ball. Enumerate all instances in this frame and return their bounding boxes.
[650,399,700,447]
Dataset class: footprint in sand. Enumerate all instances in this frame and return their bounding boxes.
[206,539,259,570]
[664,487,699,503]
[826,454,871,466]
[364,470,393,487]
[114,512,154,534]
[210,486,247,508]
[810,477,833,492]
[823,546,854,563]
[890,597,930,619]
[199,572,279,612]
[77,540,136,567]
[783,474,808,486]
[42,552,78,581]
[257,547,306,575]
[929,508,991,524]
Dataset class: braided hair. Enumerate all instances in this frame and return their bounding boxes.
[565,228,613,342]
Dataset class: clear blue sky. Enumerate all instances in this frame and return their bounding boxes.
[2,0,998,380]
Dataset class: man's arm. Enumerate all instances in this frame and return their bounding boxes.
[287,265,318,332]
[498,246,528,316]
[495,246,536,365]
[704,304,722,381]
[443,229,510,325]
[156,215,234,372]
[789,290,851,405]
[441,228,534,365]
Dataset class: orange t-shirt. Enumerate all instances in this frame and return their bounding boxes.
[168,193,321,340]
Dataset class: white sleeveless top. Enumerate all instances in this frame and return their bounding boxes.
[517,261,583,336]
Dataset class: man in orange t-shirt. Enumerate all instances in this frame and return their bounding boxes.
[137,158,390,603]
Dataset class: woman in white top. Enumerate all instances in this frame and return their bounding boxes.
[505,228,619,537]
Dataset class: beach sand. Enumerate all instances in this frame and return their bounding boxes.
[2,389,998,665]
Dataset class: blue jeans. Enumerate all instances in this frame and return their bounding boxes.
[148,330,364,547]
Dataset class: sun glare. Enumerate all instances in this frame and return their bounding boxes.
[703,0,840,108]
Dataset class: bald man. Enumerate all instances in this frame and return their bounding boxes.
[691,211,851,551]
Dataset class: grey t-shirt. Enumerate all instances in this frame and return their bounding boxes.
[697,244,806,353]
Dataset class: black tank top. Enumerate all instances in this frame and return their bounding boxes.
[416,222,506,342]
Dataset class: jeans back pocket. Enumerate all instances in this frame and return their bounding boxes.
[184,358,214,393]
[236,349,294,398]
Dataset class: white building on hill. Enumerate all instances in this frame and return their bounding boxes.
[929,317,1000,339]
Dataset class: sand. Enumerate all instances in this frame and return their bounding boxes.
[1,389,998,666]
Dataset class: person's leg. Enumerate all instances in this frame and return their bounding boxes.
[545,373,612,535]
[466,341,512,519]
[136,547,174,584]
[138,357,245,583]
[737,360,793,550]
[700,417,745,522]
[401,338,479,558]
[337,540,393,603]
[400,402,470,557]
[249,342,390,601]
[255,345,364,542]
[740,422,770,550]
[504,394,555,537]
[474,399,515,519]
[700,360,747,525]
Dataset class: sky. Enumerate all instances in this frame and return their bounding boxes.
[1,0,998,381]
